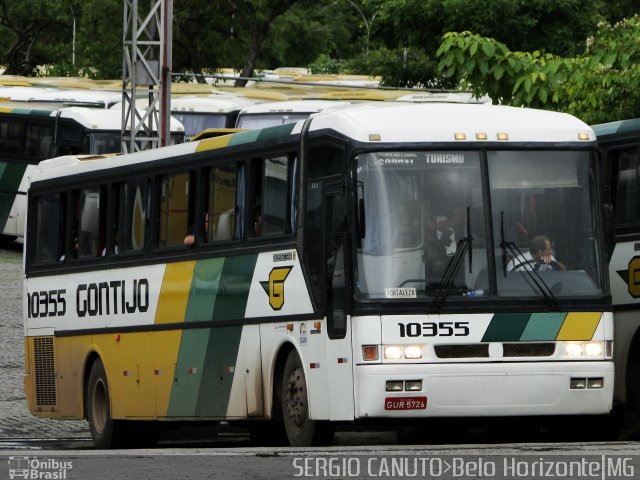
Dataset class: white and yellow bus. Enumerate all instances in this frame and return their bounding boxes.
[24,102,613,448]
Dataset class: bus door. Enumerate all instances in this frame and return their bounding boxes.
[322,178,355,420]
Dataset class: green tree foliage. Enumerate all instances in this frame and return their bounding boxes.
[436,16,640,124]
[358,0,608,86]
[0,0,82,76]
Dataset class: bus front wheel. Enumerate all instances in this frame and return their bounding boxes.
[281,349,334,446]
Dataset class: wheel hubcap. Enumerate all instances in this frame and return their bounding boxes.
[285,367,306,427]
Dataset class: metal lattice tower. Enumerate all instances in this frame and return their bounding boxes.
[121,0,172,152]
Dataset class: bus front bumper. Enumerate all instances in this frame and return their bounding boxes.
[354,361,614,418]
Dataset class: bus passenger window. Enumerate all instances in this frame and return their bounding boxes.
[611,147,640,226]
[158,171,195,247]
[25,123,54,159]
[32,193,66,264]
[251,156,292,237]
[72,187,107,258]
[0,120,24,157]
[206,165,237,242]
[115,179,150,253]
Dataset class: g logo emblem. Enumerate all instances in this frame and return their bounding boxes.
[262,266,293,310]
[629,257,640,298]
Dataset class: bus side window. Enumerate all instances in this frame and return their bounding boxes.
[158,171,195,247]
[0,119,24,157]
[206,164,238,243]
[116,179,150,253]
[610,146,640,228]
[32,193,66,264]
[250,155,294,237]
[25,123,53,160]
[72,186,107,258]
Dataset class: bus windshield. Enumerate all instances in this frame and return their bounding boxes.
[172,112,229,138]
[355,150,604,301]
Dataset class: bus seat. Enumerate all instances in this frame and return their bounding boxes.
[215,210,234,241]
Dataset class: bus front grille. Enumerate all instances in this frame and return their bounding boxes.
[434,344,489,358]
[33,337,57,407]
[503,342,556,357]
[434,342,556,359]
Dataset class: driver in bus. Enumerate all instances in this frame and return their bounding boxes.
[507,234,566,272]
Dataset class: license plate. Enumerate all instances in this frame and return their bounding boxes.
[384,396,427,410]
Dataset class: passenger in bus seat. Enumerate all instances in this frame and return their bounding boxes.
[507,234,566,272]
[184,212,209,246]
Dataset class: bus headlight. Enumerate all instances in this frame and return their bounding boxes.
[403,345,423,359]
[383,345,423,360]
[384,346,403,360]
[564,341,605,357]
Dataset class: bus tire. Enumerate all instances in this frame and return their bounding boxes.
[86,358,122,449]
[281,349,334,447]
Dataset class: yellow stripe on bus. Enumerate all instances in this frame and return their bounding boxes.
[555,312,602,341]
[155,261,196,324]
[195,135,232,153]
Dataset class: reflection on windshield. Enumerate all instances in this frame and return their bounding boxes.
[173,113,228,137]
[355,150,603,302]
[89,132,121,154]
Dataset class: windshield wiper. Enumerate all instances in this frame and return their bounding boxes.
[431,207,473,309]
[500,211,558,306]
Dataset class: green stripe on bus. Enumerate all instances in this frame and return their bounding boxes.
[211,254,257,321]
[519,312,567,341]
[257,123,296,142]
[184,257,225,322]
[11,108,53,116]
[481,313,531,342]
[195,325,243,417]
[167,328,212,417]
[228,129,260,146]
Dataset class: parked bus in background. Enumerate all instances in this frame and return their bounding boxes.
[0,104,184,241]
[234,99,349,129]
[592,118,640,417]
[0,86,122,109]
[24,102,612,449]
[171,94,255,141]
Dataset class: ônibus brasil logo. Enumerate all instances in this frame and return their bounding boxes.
[8,457,73,479]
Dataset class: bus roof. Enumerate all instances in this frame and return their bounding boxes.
[237,99,350,116]
[306,102,594,143]
[591,118,640,139]
[171,95,255,113]
[397,92,492,104]
[0,103,183,132]
[26,88,122,108]
[31,103,594,183]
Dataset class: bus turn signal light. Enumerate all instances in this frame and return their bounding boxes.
[362,345,379,361]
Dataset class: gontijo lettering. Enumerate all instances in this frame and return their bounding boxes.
[77,279,149,317]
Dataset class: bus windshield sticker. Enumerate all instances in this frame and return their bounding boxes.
[385,288,417,299]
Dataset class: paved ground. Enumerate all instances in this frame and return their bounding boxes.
[0,244,90,441]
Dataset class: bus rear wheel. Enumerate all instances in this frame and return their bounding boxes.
[86,358,121,449]
[281,349,334,446]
